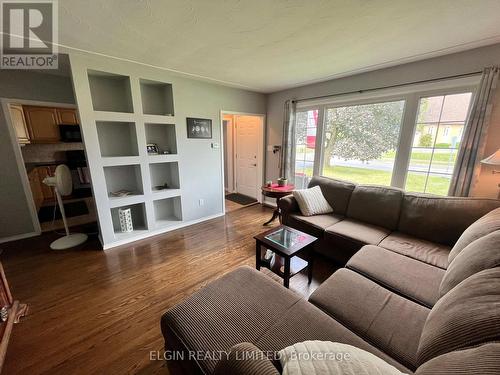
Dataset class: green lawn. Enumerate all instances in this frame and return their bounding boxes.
[310,165,451,196]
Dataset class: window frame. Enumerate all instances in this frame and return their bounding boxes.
[293,76,479,192]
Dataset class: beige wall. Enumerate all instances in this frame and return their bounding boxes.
[471,83,500,198]
[266,43,500,198]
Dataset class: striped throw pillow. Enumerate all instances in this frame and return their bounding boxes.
[293,185,333,217]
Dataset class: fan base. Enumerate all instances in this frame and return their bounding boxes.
[50,233,88,250]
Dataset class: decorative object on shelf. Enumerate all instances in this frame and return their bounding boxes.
[110,190,134,197]
[187,117,212,139]
[266,180,273,187]
[118,208,133,233]
[147,143,160,155]
[155,183,170,190]
[162,150,170,154]
[277,177,288,187]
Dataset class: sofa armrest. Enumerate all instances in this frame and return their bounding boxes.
[278,195,299,222]
[214,342,280,375]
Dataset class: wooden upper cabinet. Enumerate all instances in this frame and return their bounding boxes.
[56,108,79,125]
[23,106,60,143]
[9,104,30,144]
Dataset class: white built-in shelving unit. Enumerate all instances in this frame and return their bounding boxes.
[85,68,182,246]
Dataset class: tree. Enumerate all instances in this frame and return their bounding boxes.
[419,133,433,147]
[322,101,404,165]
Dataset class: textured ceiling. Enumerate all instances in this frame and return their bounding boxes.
[56,0,500,92]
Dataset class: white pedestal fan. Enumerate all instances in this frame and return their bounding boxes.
[42,165,88,250]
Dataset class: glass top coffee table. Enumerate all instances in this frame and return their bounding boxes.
[254,225,318,288]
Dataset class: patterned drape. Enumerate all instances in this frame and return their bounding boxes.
[449,66,500,196]
[280,99,296,183]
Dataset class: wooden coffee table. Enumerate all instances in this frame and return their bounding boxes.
[254,225,317,288]
[261,184,294,226]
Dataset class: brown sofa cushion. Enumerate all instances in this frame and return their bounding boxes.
[347,245,445,308]
[286,213,343,238]
[326,219,391,246]
[213,342,280,375]
[448,207,500,263]
[346,185,403,230]
[161,266,302,374]
[308,176,356,216]
[439,231,500,296]
[415,343,500,375]
[417,268,500,366]
[309,268,429,371]
[379,232,450,269]
[255,298,411,374]
[398,194,500,246]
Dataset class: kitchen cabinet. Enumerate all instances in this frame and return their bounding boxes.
[27,168,44,212]
[36,166,56,200]
[8,104,30,144]
[56,108,79,125]
[23,106,60,143]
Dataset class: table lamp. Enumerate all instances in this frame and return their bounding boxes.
[481,149,500,172]
[480,149,500,198]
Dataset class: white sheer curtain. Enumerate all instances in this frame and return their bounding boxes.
[280,100,296,183]
[449,66,499,196]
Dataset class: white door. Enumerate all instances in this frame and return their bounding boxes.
[235,116,261,199]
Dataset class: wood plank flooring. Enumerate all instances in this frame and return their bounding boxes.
[1,204,337,374]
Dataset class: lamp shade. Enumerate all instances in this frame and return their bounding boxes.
[481,149,500,166]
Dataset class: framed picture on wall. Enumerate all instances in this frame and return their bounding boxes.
[187,117,212,139]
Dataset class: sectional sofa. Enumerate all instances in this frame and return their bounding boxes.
[161,176,500,374]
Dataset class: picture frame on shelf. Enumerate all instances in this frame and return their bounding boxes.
[147,143,159,155]
[187,117,212,139]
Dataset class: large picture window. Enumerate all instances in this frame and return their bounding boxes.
[405,93,472,195]
[291,80,476,196]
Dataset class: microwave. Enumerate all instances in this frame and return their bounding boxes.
[59,125,82,142]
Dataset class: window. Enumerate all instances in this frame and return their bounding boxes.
[291,79,476,196]
[294,109,318,189]
[321,100,405,185]
[405,93,472,195]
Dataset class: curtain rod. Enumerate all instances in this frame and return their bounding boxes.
[291,71,482,103]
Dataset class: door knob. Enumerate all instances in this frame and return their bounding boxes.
[252,163,257,166]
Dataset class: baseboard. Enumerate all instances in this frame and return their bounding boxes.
[0,231,40,244]
[102,212,225,250]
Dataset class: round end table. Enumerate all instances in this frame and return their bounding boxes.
[261,184,295,226]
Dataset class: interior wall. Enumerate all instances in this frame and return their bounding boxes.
[67,48,267,246]
[266,43,500,198]
[471,82,500,198]
[0,69,75,240]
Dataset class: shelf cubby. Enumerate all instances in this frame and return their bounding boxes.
[149,162,180,191]
[145,123,177,155]
[104,164,143,198]
[153,197,182,227]
[140,79,174,116]
[88,70,134,113]
[111,203,148,235]
[97,121,138,157]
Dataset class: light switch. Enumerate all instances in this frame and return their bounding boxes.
[211,142,220,149]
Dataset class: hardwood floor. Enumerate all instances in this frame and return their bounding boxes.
[1,204,337,374]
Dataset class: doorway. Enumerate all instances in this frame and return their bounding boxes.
[2,98,97,236]
[222,112,265,212]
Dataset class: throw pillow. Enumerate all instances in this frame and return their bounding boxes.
[293,186,333,216]
[279,341,405,375]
